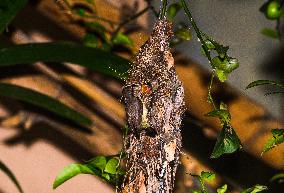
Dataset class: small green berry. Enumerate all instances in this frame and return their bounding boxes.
[265,1,283,20]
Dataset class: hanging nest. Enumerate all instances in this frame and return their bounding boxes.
[121,19,186,193]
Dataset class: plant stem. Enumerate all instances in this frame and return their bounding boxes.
[180,0,212,62]
[208,72,216,109]
[112,6,150,37]
[180,0,217,110]
[145,0,159,18]
[159,0,168,19]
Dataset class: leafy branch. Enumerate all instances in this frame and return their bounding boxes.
[53,155,125,189]
[180,0,242,158]
[57,0,155,51]
[188,171,267,193]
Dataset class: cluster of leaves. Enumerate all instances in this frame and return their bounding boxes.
[173,0,242,158]
[53,155,125,189]
[189,171,268,193]
[189,171,216,193]
[58,0,134,51]
[53,124,128,190]
[206,103,242,158]
[246,80,284,154]
[260,0,284,39]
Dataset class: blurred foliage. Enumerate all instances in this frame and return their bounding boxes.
[0,83,92,126]
[0,42,130,78]
[0,160,24,193]
[0,0,28,33]
[270,173,284,183]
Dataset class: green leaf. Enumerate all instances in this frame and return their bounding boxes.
[53,164,95,189]
[246,80,284,89]
[71,3,95,17]
[0,160,24,193]
[200,171,215,181]
[83,33,99,48]
[204,40,215,50]
[88,156,107,172]
[270,173,284,183]
[217,184,227,193]
[214,44,229,59]
[175,27,192,41]
[219,102,228,110]
[167,3,182,21]
[189,173,207,192]
[74,8,86,17]
[211,124,242,158]
[104,158,119,174]
[206,109,231,124]
[0,42,130,78]
[122,124,129,137]
[0,0,28,34]
[262,129,284,155]
[261,28,280,39]
[117,168,126,176]
[112,32,133,46]
[84,22,107,41]
[212,57,239,82]
[101,42,112,52]
[264,91,284,96]
[102,173,110,181]
[0,83,92,126]
[201,40,215,56]
[240,184,268,193]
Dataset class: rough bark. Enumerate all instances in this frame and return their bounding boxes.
[121,19,186,193]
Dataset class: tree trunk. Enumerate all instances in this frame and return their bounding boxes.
[121,19,186,193]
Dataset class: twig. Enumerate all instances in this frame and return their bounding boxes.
[112,6,151,38]
[159,0,168,19]
[144,0,159,18]
[208,72,217,109]
[180,0,212,63]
